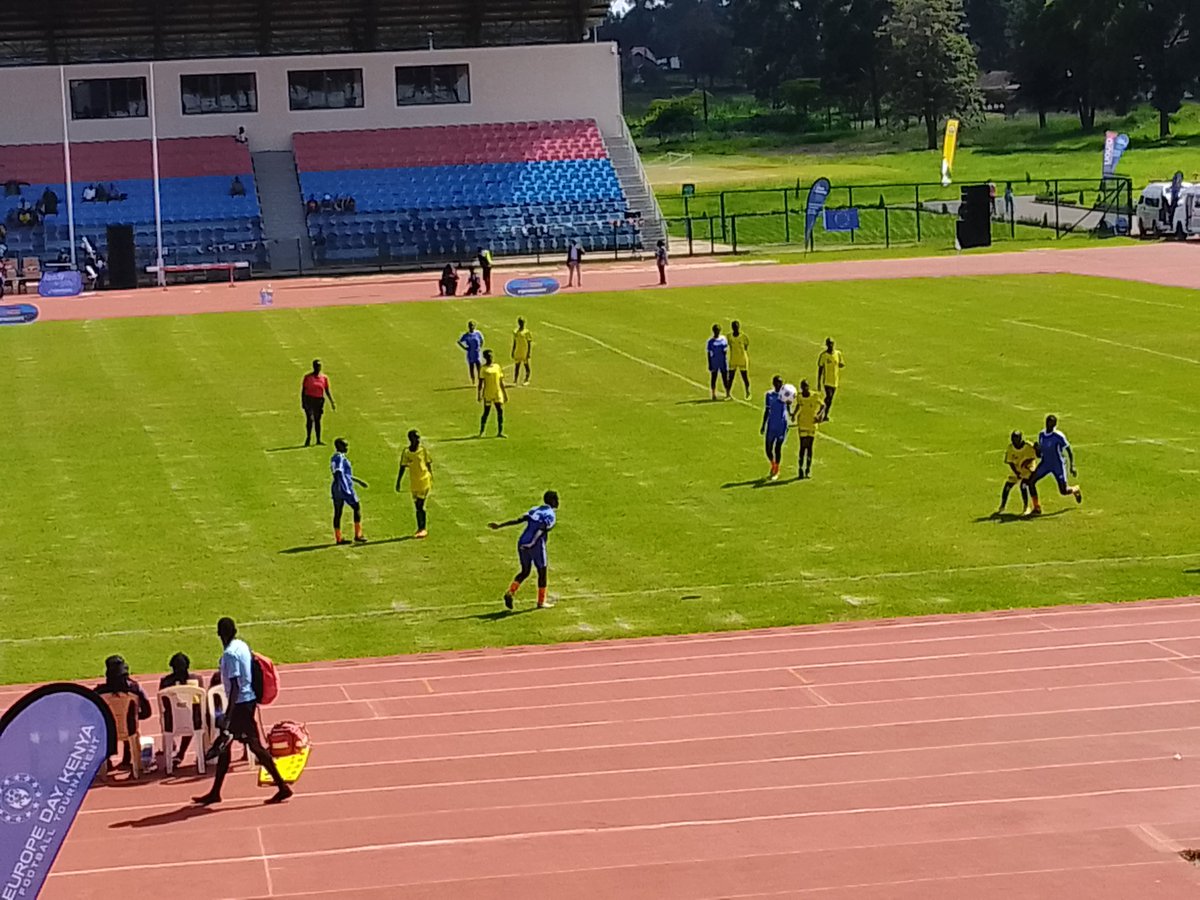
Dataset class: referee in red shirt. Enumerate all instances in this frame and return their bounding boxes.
[301,359,335,446]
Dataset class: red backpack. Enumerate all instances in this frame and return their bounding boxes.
[267,721,310,758]
[250,652,280,705]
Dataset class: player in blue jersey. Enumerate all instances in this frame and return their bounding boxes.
[1029,414,1082,514]
[330,438,368,544]
[490,490,560,611]
[706,324,732,400]
[760,375,790,481]
[457,321,485,384]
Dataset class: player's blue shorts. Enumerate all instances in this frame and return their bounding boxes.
[1032,461,1068,492]
[331,490,360,509]
[765,426,788,445]
[709,361,728,375]
[467,353,481,365]
[519,542,548,570]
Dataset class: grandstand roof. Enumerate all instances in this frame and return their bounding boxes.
[1,0,608,66]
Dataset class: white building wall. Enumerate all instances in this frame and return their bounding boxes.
[0,43,624,149]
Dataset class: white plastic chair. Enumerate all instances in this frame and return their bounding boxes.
[160,685,207,775]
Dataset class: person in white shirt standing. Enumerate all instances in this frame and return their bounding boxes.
[194,617,292,806]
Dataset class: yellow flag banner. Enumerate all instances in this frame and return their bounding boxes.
[941,119,960,187]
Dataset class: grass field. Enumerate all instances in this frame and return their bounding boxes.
[3,274,1199,684]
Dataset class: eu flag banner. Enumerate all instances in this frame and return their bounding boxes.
[823,208,860,232]
[804,178,832,246]
[1102,131,1130,179]
[0,685,114,900]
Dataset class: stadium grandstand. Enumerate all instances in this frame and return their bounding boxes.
[0,0,663,281]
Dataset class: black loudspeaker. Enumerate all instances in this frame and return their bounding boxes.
[956,185,992,249]
[106,224,137,289]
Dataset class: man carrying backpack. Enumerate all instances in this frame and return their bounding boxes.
[194,617,292,805]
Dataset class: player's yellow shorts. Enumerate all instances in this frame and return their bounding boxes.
[513,353,529,364]
[482,393,504,404]
[730,364,748,372]
[796,428,818,438]
[411,488,430,501]
[1006,469,1034,485]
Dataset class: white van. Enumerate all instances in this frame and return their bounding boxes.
[1136,181,1200,237]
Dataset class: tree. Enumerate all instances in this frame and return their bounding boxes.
[963,0,1016,70]
[879,0,983,149]
[641,94,702,141]
[821,0,889,127]
[1009,0,1064,127]
[779,78,823,121]
[1128,0,1196,138]
[676,0,735,88]
[730,0,823,102]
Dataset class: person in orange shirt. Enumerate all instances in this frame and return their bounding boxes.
[301,359,336,447]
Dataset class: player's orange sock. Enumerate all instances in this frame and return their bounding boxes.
[354,522,363,539]
[334,529,343,542]
[508,581,521,596]
[537,587,547,607]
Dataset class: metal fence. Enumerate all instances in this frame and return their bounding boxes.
[662,177,1134,256]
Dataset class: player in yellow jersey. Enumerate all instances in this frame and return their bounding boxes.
[728,320,751,398]
[395,429,433,537]
[791,380,826,479]
[816,337,845,421]
[478,349,509,438]
[511,317,532,385]
[997,430,1038,516]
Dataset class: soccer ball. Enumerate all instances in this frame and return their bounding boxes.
[781,384,797,403]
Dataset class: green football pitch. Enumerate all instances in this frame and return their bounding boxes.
[3,273,1199,684]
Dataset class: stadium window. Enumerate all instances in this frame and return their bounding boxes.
[69,77,147,120]
[395,65,470,106]
[180,73,258,115]
[287,69,364,110]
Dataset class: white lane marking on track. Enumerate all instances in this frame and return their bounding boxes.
[1003,319,1200,365]
[540,320,872,457]
[3,552,1198,646]
[75,753,1175,824]
[51,784,1200,876]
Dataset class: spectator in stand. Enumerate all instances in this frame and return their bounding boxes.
[439,263,459,297]
[159,652,203,768]
[476,245,493,294]
[313,226,327,264]
[230,176,246,198]
[40,187,58,216]
[94,183,109,203]
[306,196,320,216]
[234,126,249,145]
[94,655,152,770]
[465,267,482,296]
[345,195,356,213]
[321,193,334,211]
[82,183,97,202]
[566,239,584,287]
[333,195,346,213]
[107,183,126,202]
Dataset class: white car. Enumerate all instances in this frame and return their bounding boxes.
[1136,181,1200,238]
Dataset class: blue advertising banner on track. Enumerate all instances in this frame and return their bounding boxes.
[37,271,83,299]
[504,276,560,298]
[0,305,39,326]
[0,685,114,900]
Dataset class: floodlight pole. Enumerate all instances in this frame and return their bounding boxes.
[148,61,166,287]
[58,66,77,268]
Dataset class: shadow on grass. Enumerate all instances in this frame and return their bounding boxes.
[753,477,800,488]
[972,509,1070,524]
[265,444,311,453]
[1185,568,1200,575]
[722,478,765,489]
[279,536,415,554]
[440,434,485,443]
[445,606,541,622]
[433,385,477,392]
[676,397,725,405]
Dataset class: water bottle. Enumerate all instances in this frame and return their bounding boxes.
[259,283,274,306]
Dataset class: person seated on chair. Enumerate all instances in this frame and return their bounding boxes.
[81,183,97,202]
[465,266,481,296]
[305,195,320,216]
[40,187,58,216]
[94,183,109,203]
[345,195,356,213]
[94,655,152,769]
[234,126,249,145]
[438,263,459,297]
[159,652,203,768]
[229,176,246,198]
[106,182,126,202]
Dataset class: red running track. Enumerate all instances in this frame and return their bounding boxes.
[5,597,1200,898]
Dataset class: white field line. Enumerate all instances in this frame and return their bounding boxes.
[1003,319,1200,366]
[51,783,1200,876]
[541,320,871,457]
[3,551,1198,647]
